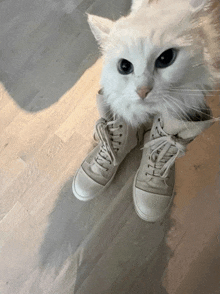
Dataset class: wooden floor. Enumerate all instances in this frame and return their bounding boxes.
[0,0,219,293]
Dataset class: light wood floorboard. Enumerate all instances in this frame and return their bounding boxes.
[0,0,219,293]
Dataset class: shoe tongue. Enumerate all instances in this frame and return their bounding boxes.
[108,115,125,131]
[91,161,103,174]
[149,118,181,162]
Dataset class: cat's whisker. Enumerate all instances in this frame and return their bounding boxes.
[165,91,218,97]
[96,98,115,117]
[100,100,110,107]
[103,108,115,118]
[166,89,217,94]
[169,88,220,92]
[162,91,216,97]
[163,95,212,135]
[167,92,218,98]
[163,95,203,112]
[192,63,203,68]
[162,97,193,133]
[164,95,195,121]
[162,98,191,132]
[163,93,214,118]
[155,90,218,99]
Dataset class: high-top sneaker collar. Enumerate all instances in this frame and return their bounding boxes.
[161,112,219,140]
[96,89,113,121]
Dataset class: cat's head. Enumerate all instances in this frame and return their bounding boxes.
[88,0,219,126]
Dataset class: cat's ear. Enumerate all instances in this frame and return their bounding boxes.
[87,14,114,45]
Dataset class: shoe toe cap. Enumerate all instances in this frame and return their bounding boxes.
[133,188,173,222]
[72,167,104,201]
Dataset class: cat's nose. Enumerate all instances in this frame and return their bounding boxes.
[137,86,152,99]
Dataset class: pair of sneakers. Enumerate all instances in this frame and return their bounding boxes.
[72,93,215,222]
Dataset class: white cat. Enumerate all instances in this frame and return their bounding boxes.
[87,0,219,127]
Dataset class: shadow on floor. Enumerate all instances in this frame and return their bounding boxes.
[38,145,174,294]
[0,0,131,112]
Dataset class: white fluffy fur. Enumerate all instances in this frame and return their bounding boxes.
[88,0,219,126]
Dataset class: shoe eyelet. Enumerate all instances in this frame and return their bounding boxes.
[158,118,160,121]
[119,125,123,128]
[119,142,121,145]
[120,134,122,137]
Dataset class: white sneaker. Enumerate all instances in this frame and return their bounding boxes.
[133,115,187,222]
[73,116,142,201]
[133,113,218,222]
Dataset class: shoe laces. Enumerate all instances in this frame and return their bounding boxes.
[144,122,186,179]
[95,118,123,171]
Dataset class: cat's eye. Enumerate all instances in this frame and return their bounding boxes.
[155,48,177,69]
[117,59,134,75]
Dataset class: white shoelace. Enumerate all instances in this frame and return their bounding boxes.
[143,116,220,181]
[95,118,123,171]
[144,135,186,179]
